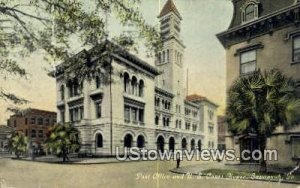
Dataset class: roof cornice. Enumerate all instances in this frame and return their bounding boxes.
[155,87,174,98]
[217,3,300,48]
[50,40,159,78]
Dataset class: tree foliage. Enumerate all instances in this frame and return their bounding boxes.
[227,69,300,171]
[44,123,80,162]
[0,0,161,105]
[8,132,28,159]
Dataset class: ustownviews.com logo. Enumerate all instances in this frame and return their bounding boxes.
[115,147,278,162]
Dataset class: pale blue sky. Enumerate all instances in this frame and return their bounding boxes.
[0,0,233,124]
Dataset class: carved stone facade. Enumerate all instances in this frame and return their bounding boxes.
[52,0,218,156]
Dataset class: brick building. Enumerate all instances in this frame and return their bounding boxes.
[7,108,57,148]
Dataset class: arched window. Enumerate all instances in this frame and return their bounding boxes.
[60,85,64,100]
[169,137,175,151]
[191,139,195,150]
[242,2,259,23]
[123,72,130,93]
[155,115,159,125]
[137,135,145,148]
[96,133,103,148]
[138,80,144,97]
[95,75,101,89]
[179,120,181,129]
[124,134,133,148]
[245,4,255,21]
[198,140,202,151]
[182,138,187,150]
[131,76,137,96]
[163,51,166,62]
[157,136,165,152]
[166,118,170,127]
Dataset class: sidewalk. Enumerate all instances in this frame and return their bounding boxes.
[18,155,137,164]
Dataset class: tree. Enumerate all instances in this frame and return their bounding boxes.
[0,0,161,109]
[44,123,80,162]
[8,132,28,159]
[227,69,300,172]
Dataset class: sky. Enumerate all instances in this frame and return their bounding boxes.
[0,0,233,124]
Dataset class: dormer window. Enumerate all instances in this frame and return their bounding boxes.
[241,1,260,23]
[245,4,255,21]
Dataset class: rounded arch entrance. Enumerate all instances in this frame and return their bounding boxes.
[157,135,165,152]
[191,139,195,150]
[198,140,202,151]
[182,138,187,150]
[137,135,145,148]
[124,134,133,148]
[169,137,175,151]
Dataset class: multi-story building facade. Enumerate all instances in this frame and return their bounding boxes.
[7,108,57,149]
[217,116,226,151]
[51,0,218,156]
[217,0,300,167]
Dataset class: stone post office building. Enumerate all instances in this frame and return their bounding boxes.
[217,0,300,167]
[51,0,218,156]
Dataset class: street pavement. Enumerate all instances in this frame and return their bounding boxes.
[0,158,298,188]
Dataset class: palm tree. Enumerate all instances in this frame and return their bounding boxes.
[227,69,300,172]
[8,132,28,159]
[44,123,80,162]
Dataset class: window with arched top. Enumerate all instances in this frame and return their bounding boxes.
[245,4,255,21]
[163,51,166,62]
[182,138,187,149]
[124,134,133,148]
[241,1,259,23]
[96,133,103,148]
[155,115,159,125]
[138,80,144,97]
[131,76,137,96]
[123,72,130,93]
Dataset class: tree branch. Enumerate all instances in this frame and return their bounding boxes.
[0,6,50,23]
